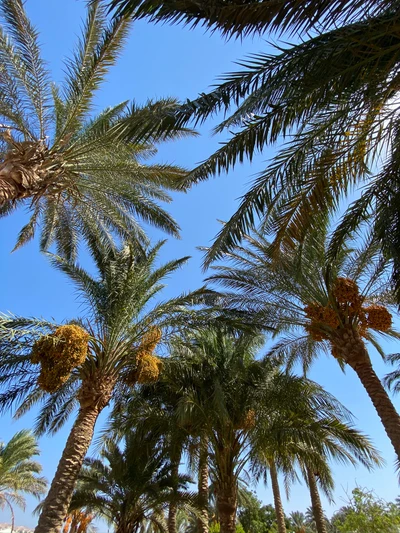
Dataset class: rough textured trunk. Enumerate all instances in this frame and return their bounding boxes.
[216,480,237,533]
[333,327,400,461]
[269,460,287,533]
[0,138,52,204]
[168,448,181,533]
[197,436,209,533]
[34,377,114,533]
[306,467,327,533]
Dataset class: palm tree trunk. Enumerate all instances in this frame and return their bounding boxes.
[168,447,182,533]
[4,497,15,533]
[34,378,113,533]
[333,328,400,461]
[306,467,327,533]
[216,479,237,533]
[197,436,209,533]
[269,460,287,533]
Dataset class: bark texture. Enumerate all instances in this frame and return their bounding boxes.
[269,460,287,533]
[333,327,400,461]
[306,467,327,533]
[168,450,181,533]
[216,480,237,533]
[0,137,55,204]
[34,377,114,533]
[197,436,209,533]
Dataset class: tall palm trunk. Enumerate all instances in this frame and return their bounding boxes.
[306,467,327,533]
[269,460,287,533]
[216,478,237,533]
[4,497,15,533]
[333,328,400,461]
[168,445,182,533]
[197,436,209,533]
[34,377,113,533]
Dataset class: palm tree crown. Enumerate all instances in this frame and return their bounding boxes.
[70,429,192,533]
[0,430,47,532]
[205,224,400,463]
[0,234,203,533]
[0,0,193,260]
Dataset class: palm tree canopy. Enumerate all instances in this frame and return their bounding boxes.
[70,429,192,533]
[0,234,206,436]
[111,0,400,299]
[0,0,194,260]
[165,6,400,273]
[0,430,47,508]
[108,0,394,37]
[205,224,399,372]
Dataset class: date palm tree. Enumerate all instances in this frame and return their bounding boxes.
[70,428,193,533]
[0,234,204,533]
[108,356,208,533]
[110,0,400,301]
[0,430,47,533]
[206,225,400,464]
[152,326,375,533]
[0,0,193,260]
[252,369,381,533]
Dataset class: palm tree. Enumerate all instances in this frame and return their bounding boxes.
[0,235,204,533]
[109,0,400,301]
[153,326,376,533]
[0,0,193,260]
[289,512,313,533]
[252,370,381,533]
[206,225,400,464]
[0,430,47,533]
[107,361,198,533]
[70,428,193,533]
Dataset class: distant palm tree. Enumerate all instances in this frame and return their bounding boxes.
[252,372,381,533]
[0,236,203,533]
[289,512,313,533]
[70,429,193,533]
[206,225,400,463]
[0,0,192,260]
[0,430,47,533]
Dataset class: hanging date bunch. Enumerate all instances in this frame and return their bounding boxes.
[30,325,89,393]
[304,277,392,343]
[125,326,163,385]
[235,409,256,430]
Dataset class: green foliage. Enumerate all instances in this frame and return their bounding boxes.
[0,430,47,520]
[332,488,400,533]
[206,223,398,372]
[209,522,246,533]
[108,0,392,37]
[238,491,283,533]
[70,429,194,533]
[0,236,206,434]
[0,0,194,259]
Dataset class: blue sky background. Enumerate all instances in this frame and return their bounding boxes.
[1,0,400,529]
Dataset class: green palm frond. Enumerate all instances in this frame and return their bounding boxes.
[108,0,394,37]
[0,0,51,137]
[0,3,195,259]
[0,430,47,502]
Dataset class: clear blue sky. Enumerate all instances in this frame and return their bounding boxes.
[0,0,399,529]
